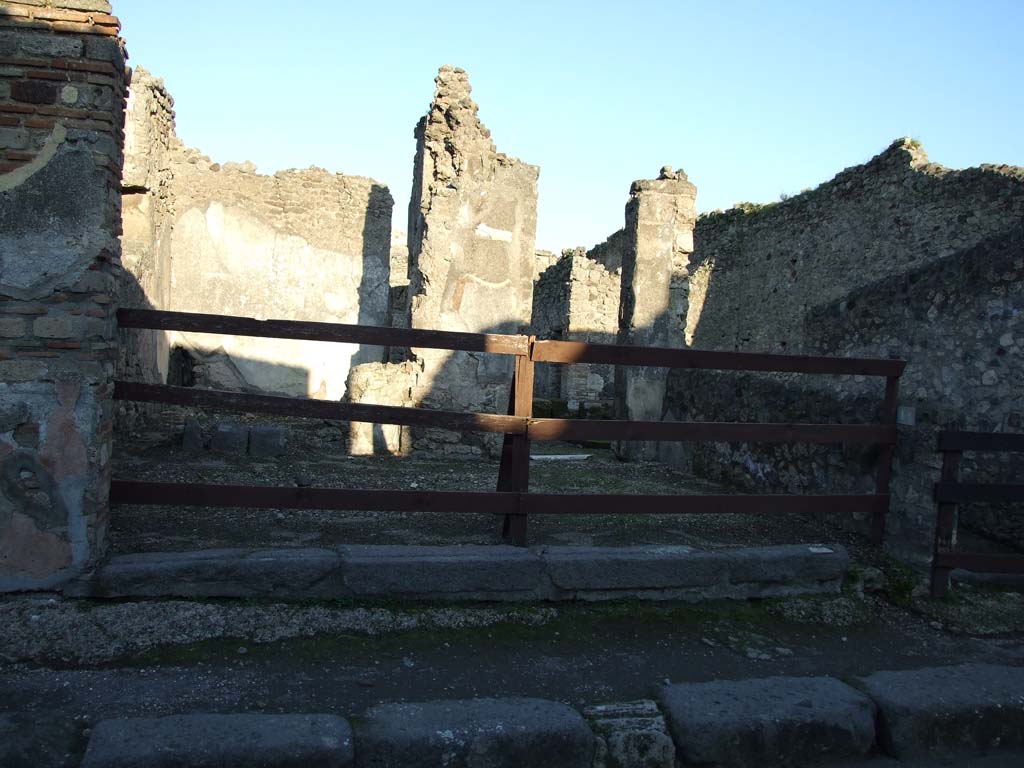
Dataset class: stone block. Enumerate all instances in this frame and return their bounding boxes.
[32,315,77,339]
[210,423,248,453]
[725,544,849,585]
[0,30,84,59]
[0,127,29,150]
[0,317,25,338]
[541,546,727,592]
[85,548,346,599]
[340,545,545,599]
[0,712,82,768]
[249,425,287,457]
[354,698,594,768]
[0,401,29,433]
[661,675,876,767]
[11,80,56,106]
[82,714,353,768]
[584,700,675,768]
[855,664,1024,758]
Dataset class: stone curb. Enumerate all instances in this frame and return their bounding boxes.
[67,665,1024,768]
[353,697,595,767]
[81,713,354,768]
[660,675,877,768]
[854,663,1024,759]
[71,543,849,601]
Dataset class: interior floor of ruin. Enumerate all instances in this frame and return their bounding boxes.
[111,411,889,559]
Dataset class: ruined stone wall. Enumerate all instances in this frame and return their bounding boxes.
[663,140,1024,556]
[117,73,394,403]
[530,248,621,409]
[615,167,697,460]
[0,0,126,589]
[530,255,572,400]
[686,139,1024,354]
[117,67,172,428]
[403,65,539,456]
[588,227,626,272]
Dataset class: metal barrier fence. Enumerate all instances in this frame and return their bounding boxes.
[930,430,1024,597]
[113,309,905,547]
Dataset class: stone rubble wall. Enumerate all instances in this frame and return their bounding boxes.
[118,71,394,403]
[399,65,539,457]
[663,140,1024,556]
[530,248,620,409]
[116,67,172,429]
[615,167,697,460]
[0,0,126,590]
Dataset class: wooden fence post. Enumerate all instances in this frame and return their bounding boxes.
[497,337,535,545]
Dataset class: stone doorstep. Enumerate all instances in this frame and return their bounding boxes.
[74,666,1024,768]
[73,543,849,601]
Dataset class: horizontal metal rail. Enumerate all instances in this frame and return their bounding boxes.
[110,480,888,518]
[114,382,893,445]
[526,418,896,445]
[532,339,905,377]
[934,482,1024,504]
[932,552,1024,575]
[114,381,526,435]
[117,308,528,356]
[938,431,1024,453]
[118,309,906,377]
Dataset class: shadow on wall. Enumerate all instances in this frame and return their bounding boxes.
[665,220,1024,558]
[349,183,393,372]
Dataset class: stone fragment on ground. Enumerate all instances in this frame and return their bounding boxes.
[660,675,876,767]
[209,422,248,453]
[353,697,595,767]
[855,663,1024,758]
[81,713,354,767]
[249,425,288,457]
[584,700,675,768]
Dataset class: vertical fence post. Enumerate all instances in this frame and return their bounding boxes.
[871,375,901,545]
[498,337,535,545]
[930,446,962,598]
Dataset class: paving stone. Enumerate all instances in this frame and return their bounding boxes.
[81,713,353,768]
[210,422,248,453]
[661,675,876,767]
[0,712,80,768]
[541,546,726,591]
[249,425,288,457]
[855,664,1024,758]
[85,548,346,598]
[354,697,594,768]
[340,545,545,599]
[584,700,675,768]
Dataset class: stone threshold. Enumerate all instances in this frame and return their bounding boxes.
[65,543,850,602]
[74,664,1024,767]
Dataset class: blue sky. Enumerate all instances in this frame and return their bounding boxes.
[115,0,1023,252]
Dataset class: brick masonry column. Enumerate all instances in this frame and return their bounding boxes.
[615,168,697,461]
[0,1,126,590]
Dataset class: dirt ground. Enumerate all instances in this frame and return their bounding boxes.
[109,409,888,558]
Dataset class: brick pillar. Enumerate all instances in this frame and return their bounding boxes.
[615,167,697,461]
[0,1,126,590]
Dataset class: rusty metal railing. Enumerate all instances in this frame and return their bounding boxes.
[930,430,1024,597]
[113,309,905,547]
